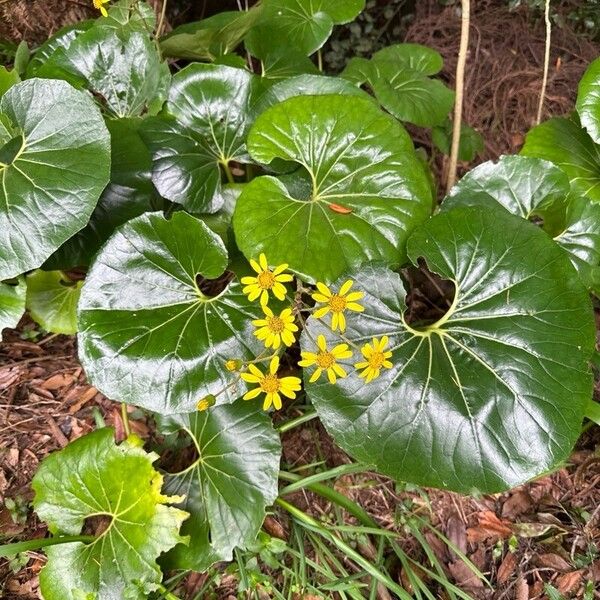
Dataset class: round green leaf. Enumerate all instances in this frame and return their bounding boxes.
[444,155,600,289]
[445,155,571,227]
[161,6,264,61]
[247,0,365,57]
[0,278,25,334]
[372,43,444,76]
[233,95,432,283]
[0,79,111,280]
[0,67,20,98]
[78,211,266,414]
[156,402,281,571]
[141,64,258,212]
[576,56,600,145]
[26,21,94,77]
[46,117,163,270]
[41,27,170,118]
[251,73,371,117]
[26,270,82,335]
[431,119,483,162]
[368,63,455,127]
[32,428,188,600]
[521,116,600,202]
[554,196,600,293]
[303,206,594,493]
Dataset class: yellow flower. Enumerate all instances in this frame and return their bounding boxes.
[252,305,298,349]
[93,0,110,17]
[355,336,393,383]
[299,334,353,384]
[312,280,364,332]
[241,253,293,305]
[225,359,241,372]
[196,394,216,411]
[241,356,302,410]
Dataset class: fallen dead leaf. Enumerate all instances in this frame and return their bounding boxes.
[502,490,533,519]
[534,553,572,572]
[497,552,518,585]
[467,510,512,542]
[556,570,583,595]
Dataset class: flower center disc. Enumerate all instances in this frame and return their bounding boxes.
[260,374,281,394]
[257,270,275,289]
[329,294,347,313]
[267,316,285,333]
[316,352,335,369]
[368,352,385,370]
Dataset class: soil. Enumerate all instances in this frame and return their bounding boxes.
[1,0,600,599]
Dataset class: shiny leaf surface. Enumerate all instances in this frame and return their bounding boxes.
[303,206,594,493]
[32,428,188,600]
[141,64,258,212]
[521,116,600,202]
[0,278,25,335]
[156,402,281,570]
[78,212,265,414]
[0,79,110,280]
[26,270,82,335]
[233,95,432,283]
[576,56,600,145]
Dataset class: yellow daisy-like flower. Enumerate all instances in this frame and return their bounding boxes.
[241,356,302,410]
[355,336,393,383]
[196,394,216,411]
[241,253,293,305]
[225,359,241,372]
[93,0,110,17]
[312,280,364,332]
[298,334,353,384]
[252,306,298,349]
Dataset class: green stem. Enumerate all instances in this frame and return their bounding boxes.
[277,410,318,433]
[275,498,411,599]
[278,470,377,528]
[0,535,95,558]
[121,402,131,438]
[222,161,235,184]
[317,49,323,72]
[279,463,368,494]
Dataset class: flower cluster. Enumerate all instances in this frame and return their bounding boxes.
[209,254,394,413]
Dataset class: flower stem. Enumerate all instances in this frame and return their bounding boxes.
[277,409,318,433]
[121,402,131,438]
[0,535,95,558]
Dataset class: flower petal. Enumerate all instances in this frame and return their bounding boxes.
[316,282,332,297]
[250,259,262,274]
[259,253,268,271]
[243,387,262,400]
[273,263,289,275]
[269,355,280,374]
[339,279,353,296]
[309,368,322,383]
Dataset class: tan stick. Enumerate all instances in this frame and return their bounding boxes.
[536,0,552,124]
[446,0,471,194]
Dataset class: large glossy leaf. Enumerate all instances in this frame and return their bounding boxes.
[246,0,365,57]
[141,64,258,212]
[0,79,111,280]
[156,402,281,570]
[26,21,94,77]
[303,206,594,493]
[0,67,19,98]
[251,74,371,117]
[46,118,163,270]
[521,116,600,202]
[233,95,432,283]
[444,155,600,289]
[161,7,264,60]
[101,0,157,32]
[576,56,600,145]
[26,270,82,335]
[32,428,188,600]
[341,44,454,127]
[78,211,265,414]
[0,278,25,334]
[41,27,170,118]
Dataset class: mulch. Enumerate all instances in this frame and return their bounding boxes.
[1,317,599,599]
[1,0,600,598]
